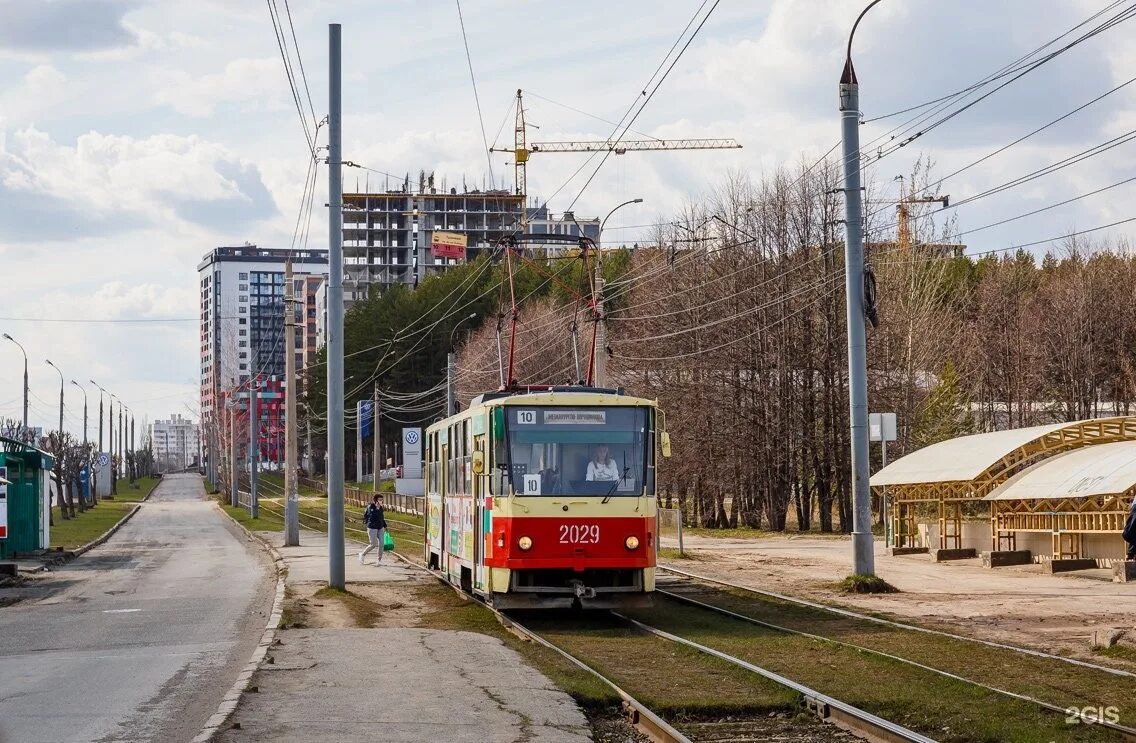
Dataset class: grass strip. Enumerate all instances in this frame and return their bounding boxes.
[666,583,1136,727]
[49,501,134,549]
[628,597,1121,743]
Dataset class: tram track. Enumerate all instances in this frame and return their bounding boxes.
[653,566,1136,741]
[659,564,1136,680]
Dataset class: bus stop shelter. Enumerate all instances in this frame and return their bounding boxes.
[986,440,1135,564]
[0,436,55,559]
[871,416,1136,553]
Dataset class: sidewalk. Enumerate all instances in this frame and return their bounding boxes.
[214,531,592,743]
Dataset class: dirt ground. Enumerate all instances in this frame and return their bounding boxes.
[660,534,1136,663]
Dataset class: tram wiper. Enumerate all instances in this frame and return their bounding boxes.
[601,467,631,504]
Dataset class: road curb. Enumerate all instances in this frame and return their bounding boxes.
[192,503,287,743]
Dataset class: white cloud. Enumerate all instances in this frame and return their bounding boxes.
[153,57,287,117]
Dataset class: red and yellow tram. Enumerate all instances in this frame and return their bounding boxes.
[424,385,670,609]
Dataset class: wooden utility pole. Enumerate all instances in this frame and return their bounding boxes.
[284,258,300,545]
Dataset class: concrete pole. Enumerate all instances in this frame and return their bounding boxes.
[327,22,346,589]
[108,397,115,495]
[284,258,300,546]
[372,382,381,491]
[249,377,259,518]
[840,30,875,577]
[446,352,455,416]
[230,406,239,508]
[355,399,364,484]
[594,265,606,388]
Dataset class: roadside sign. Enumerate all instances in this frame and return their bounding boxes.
[869,412,897,442]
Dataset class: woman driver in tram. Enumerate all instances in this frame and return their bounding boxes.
[585,443,620,482]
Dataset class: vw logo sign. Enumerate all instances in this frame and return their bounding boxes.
[405,430,419,445]
[98,453,111,467]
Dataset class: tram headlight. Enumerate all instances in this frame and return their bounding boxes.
[518,536,533,550]
[625,535,640,550]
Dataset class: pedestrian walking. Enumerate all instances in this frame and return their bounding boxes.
[1123,496,1136,561]
[359,494,388,565]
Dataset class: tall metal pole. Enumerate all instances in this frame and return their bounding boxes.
[327,22,346,588]
[230,405,239,508]
[108,395,116,495]
[284,258,300,546]
[45,360,63,437]
[249,376,259,518]
[839,1,881,577]
[594,267,606,387]
[446,352,455,416]
[372,382,381,491]
[593,198,640,389]
[3,335,28,432]
[355,399,364,484]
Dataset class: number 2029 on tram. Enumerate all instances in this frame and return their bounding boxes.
[424,385,671,609]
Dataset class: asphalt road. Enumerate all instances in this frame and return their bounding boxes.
[0,474,274,743]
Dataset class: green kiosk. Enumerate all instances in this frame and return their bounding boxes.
[0,437,55,559]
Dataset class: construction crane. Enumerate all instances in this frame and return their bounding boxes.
[490,90,742,229]
[894,176,949,251]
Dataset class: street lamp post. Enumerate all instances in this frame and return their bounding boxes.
[44,360,64,438]
[839,0,883,578]
[91,380,107,503]
[3,334,28,433]
[447,313,477,416]
[594,198,643,387]
[71,380,89,508]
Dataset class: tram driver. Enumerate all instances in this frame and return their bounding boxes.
[585,443,620,482]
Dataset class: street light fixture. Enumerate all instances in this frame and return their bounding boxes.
[592,198,644,387]
[599,198,644,246]
[3,333,28,431]
[45,359,63,437]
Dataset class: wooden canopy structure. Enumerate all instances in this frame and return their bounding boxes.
[986,440,1136,560]
[870,417,1136,549]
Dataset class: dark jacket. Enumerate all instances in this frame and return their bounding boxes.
[364,503,387,530]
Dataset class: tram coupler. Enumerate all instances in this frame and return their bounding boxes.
[570,580,597,600]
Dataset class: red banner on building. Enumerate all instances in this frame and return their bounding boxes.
[432,231,467,260]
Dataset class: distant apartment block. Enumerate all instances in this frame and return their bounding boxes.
[149,414,200,472]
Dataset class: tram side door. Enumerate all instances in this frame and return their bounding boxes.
[472,433,484,592]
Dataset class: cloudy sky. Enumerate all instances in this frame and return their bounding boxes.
[0,0,1132,438]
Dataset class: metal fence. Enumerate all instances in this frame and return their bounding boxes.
[343,486,424,516]
[657,507,684,556]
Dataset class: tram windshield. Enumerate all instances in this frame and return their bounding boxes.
[499,406,650,497]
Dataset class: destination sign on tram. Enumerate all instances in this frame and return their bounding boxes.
[516,409,606,425]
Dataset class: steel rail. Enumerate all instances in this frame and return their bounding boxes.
[380,552,690,742]
[614,612,936,743]
[655,588,1136,738]
[659,565,1136,679]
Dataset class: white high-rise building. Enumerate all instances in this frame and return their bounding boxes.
[198,245,328,469]
[149,414,201,473]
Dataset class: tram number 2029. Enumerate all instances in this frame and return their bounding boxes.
[559,524,600,544]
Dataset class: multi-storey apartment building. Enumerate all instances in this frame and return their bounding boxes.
[149,414,201,472]
[341,172,523,300]
[198,245,328,466]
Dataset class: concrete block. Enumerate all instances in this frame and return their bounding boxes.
[982,550,1032,568]
[0,563,16,577]
[1047,558,1097,573]
[932,548,977,562]
[1113,561,1136,583]
[888,547,929,556]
